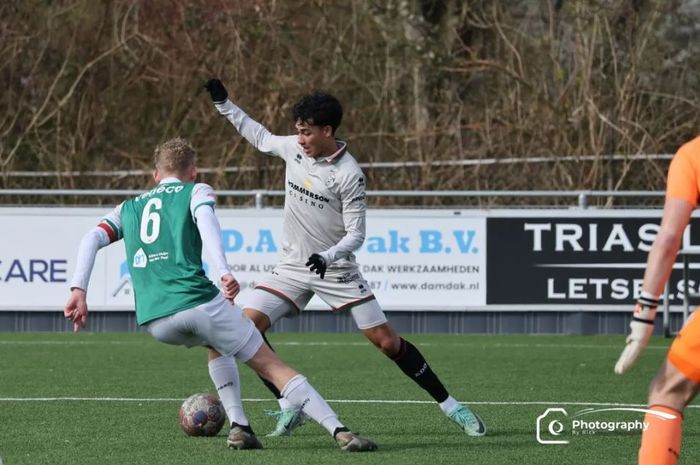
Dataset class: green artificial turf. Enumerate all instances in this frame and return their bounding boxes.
[0,332,694,464]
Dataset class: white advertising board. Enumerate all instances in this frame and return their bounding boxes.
[0,208,486,311]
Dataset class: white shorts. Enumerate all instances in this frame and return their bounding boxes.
[146,293,264,362]
[245,262,388,330]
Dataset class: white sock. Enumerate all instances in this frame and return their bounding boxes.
[439,396,460,415]
[208,356,248,427]
[277,396,293,410]
[281,374,343,435]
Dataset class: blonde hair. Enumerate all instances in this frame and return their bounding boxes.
[153,138,196,175]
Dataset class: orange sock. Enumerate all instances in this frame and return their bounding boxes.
[639,405,683,465]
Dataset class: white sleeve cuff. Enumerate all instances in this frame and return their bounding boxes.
[320,215,366,264]
[214,99,236,115]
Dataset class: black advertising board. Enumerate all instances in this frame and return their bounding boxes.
[486,215,700,307]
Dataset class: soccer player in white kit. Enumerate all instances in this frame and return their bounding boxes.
[63,138,377,452]
[205,79,486,437]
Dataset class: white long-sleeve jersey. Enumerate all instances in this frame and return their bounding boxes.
[215,99,367,269]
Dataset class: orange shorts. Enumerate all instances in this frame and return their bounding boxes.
[668,310,700,383]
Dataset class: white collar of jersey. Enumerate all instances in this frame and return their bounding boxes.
[315,140,347,164]
[159,177,182,184]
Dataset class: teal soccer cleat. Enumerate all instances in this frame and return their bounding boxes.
[265,407,306,437]
[448,404,487,437]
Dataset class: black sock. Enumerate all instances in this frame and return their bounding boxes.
[258,333,283,399]
[391,338,449,403]
[231,422,255,435]
[333,426,350,438]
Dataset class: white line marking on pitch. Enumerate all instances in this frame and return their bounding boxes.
[0,340,672,350]
[0,341,136,345]
[0,397,697,408]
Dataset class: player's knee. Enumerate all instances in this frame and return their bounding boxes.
[366,330,400,356]
[244,307,271,332]
[648,372,697,411]
[207,347,223,361]
[379,339,400,356]
[363,323,401,356]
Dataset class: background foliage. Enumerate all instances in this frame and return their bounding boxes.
[1,0,699,205]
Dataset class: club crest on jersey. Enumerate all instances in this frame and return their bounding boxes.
[295,153,303,164]
[303,179,313,190]
[325,171,337,187]
[133,248,148,269]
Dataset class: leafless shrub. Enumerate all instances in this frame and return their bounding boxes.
[0,0,696,207]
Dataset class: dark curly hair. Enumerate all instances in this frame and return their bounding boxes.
[292,92,343,134]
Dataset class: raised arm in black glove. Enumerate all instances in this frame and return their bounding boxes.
[204,79,228,104]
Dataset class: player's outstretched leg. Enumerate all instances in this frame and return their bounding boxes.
[244,307,307,437]
[258,333,307,436]
[281,374,377,451]
[207,349,263,449]
[363,322,486,436]
[245,343,377,451]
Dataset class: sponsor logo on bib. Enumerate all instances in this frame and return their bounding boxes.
[133,248,148,269]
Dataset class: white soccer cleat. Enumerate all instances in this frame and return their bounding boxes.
[227,426,263,450]
[334,431,378,452]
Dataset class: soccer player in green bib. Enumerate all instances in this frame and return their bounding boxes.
[64,138,376,452]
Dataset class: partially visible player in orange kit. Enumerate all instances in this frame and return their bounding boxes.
[615,136,700,465]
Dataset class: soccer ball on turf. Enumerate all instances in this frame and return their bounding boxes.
[179,393,226,436]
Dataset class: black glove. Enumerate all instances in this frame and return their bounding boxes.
[305,253,327,279]
[204,79,228,103]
